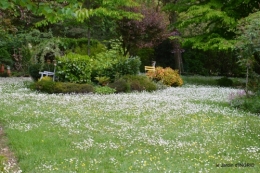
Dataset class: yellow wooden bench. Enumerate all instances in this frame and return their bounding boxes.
[145,66,155,72]
[145,61,156,72]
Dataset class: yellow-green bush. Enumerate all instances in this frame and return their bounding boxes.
[146,67,183,87]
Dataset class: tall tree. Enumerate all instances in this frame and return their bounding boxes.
[74,0,142,55]
[166,0,260,51]
[236,11,260,92]
[116,4,169,56]
[0,0,142,56]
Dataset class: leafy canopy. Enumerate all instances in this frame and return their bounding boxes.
[0,0,142,26]
[165,0,260,50]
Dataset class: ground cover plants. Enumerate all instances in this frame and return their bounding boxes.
[0,77,259,173]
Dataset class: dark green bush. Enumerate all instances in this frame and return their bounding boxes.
[230,93,260,114]
[31,77,56,93]
[122,75,157,92]
[242,96,260,114]
[0,47,13,66]
[30,80,94,94]
[108,78,130,93]
[137,48,155,72]
[216,77,233,87]
[29,64,42,81]
[54,82,94,93]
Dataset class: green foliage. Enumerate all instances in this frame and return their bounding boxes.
[92,51,141,81]
[94,86,116,94]
[108,78,130,93]
[32,78,56,94]
[28,64,42,81]
[30,80,94,94]
[230,91,260,114]
[60,38,105,56]
[74,0,141,23]
[0,47,13,66]
[31,38,61,64]
[216,77,233,87]
[167,0,260,51]
[137,48,155,72]
[56,53,92,83]
[95,76,110,86]
[236,11,260,93]
[146,67,183,87]
[122,75,157,92]
[108,75,157,92]
[0,71,9,77]
[54,82,94,94]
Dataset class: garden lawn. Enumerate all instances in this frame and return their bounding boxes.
[0,77,259,173]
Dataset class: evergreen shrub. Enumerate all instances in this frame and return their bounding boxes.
[122,75,157,92]
[216,77,233,87]
[108,78,130,93]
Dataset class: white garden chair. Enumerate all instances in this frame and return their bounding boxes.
[39,60,56,81]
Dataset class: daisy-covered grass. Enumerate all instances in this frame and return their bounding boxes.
[0,77,259,173]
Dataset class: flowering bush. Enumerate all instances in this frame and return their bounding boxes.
[146,66,183,86]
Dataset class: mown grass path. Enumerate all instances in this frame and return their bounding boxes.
[0,77,259,173]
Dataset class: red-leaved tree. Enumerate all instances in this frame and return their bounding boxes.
[117,5,169,56]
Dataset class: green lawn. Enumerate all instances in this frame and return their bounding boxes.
[0,77,259,173]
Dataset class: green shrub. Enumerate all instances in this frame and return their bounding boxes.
[32,77,56,93]
[137,48,155,72]
[121,75,157,92]
[30,80,94,94]
[95,76,110,86]
[146,67,183,87]
[99,56,141,80]
[216,77,233,87]
[241,95,260,114]
[28,64,42,81]
[0,71,9,77]
[56,53,92,83]
[108,78,131,93]
[0,47,13,66]
[230,91,260,114]
[94,86,116,94]
[54,82,94,94]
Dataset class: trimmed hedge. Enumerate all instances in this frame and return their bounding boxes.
[30,78,94,94]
